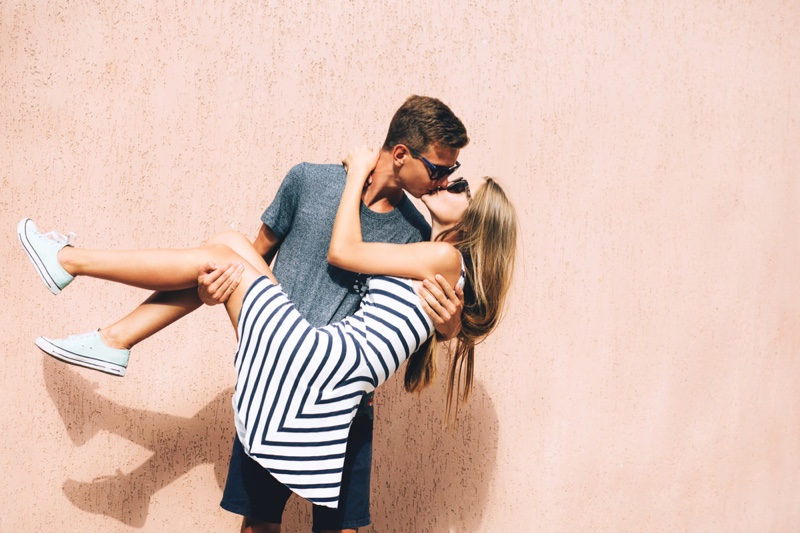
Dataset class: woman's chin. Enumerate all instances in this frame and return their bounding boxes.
[420,189,438,205]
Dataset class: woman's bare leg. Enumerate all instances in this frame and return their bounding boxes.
[101,263,243,350]
[203,231,276,331]
[57,231,276,339]
[58,244,253,292]
[99,288,203,350]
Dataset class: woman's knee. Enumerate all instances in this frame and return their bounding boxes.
[207,231,263,265]
[202,242,241,264]
[204,230,249,248]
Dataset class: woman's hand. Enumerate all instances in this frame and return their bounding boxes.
[342,145,379,185]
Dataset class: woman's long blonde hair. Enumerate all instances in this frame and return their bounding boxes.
[404,177,518,424]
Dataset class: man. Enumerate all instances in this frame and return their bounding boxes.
[203,95,469,532]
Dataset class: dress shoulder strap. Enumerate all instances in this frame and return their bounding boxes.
[456,253,467,291]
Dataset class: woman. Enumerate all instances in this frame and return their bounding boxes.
[18,147,518,508]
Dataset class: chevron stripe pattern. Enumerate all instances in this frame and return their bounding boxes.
[232,274,434,508]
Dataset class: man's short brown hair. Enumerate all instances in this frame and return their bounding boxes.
[382,95,469,152]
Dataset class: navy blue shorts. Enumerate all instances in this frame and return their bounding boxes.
[220,407,373,532]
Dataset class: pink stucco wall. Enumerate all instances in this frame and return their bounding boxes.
[2,1,799,531]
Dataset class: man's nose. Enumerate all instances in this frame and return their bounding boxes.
[432,176,449,189]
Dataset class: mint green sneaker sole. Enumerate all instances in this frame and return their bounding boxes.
[35,337,127,377]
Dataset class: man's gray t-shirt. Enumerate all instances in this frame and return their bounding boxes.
[261,162,431,327]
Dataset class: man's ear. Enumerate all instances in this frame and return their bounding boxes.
[391,144,409,169]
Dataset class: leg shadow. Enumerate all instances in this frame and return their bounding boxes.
[42,356,234,527]
[371,376,499,532]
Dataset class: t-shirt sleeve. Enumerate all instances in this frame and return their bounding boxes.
[261,163,305,240]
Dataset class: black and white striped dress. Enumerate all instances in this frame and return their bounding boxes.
[232,272,463,508]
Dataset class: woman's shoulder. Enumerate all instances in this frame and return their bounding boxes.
[424,242,462,282]
[426,241,460,261]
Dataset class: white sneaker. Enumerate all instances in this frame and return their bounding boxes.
[17,218,75,294]
[36,330,130,377]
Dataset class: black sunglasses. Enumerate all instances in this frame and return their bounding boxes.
[406,146,461,181]
[445,177,471,199]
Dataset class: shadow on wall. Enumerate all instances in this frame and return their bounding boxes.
[42,357,234,528]
[43,356,498,531]
[370,377,499,532]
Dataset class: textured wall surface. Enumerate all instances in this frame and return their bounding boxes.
[2,1,799,531]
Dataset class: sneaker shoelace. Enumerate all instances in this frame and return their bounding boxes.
[44,230,77,246]
[64,331,96,344]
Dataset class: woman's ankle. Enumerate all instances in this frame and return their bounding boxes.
[57,246,79,276]
[98,327,133,351]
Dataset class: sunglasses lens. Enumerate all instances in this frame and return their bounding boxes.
[415,150,460,181]
[447,181,469,194]
[438,167,456,181]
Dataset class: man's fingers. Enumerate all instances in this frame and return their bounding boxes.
[434,274,457,299]
[455,285,465,305]
[222,263,244,294]
[211,263,242,297]
[199,262,228,285]
[418,295,444,325]
[199,262,220,274]
[198,262,243,304]
[207,266,231,295]
[433,275,462,311]
[418,286,449,324]
[423,278,457,314]
[421,275,464,341]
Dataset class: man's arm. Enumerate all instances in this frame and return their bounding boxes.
[418,274,465,341]
[198,224,281,305]
[252,223,281,263]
